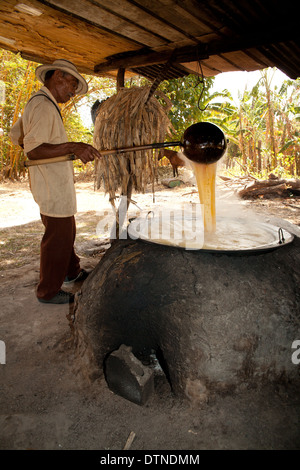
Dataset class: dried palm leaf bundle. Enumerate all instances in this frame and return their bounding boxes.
[93,86,173,207]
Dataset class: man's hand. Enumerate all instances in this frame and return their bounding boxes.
[27,142,102,163]
[72,142,102,164]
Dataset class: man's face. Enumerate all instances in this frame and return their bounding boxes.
[54,71,79,103]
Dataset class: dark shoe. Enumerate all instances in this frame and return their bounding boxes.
[64,269,89,284]
[38,290,75,304]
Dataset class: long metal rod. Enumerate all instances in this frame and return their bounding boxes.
[23,140,182,167]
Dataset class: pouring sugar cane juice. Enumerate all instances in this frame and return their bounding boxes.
[191,161,217,233]
[182,121,226,235]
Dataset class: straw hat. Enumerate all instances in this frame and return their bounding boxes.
[35,59,88,95]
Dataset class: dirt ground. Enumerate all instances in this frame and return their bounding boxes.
[0,168,299,452]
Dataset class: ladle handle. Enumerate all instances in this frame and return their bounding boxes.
[100,141,182,154]
[23,141,182,167]
[150,141,182,150]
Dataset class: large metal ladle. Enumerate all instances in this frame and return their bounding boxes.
[24,121,227,167]
[182,121,227,164]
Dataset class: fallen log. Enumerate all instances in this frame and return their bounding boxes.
[238,178,300,198]
[239,183,289,198]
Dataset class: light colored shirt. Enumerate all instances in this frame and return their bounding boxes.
[22,86,77,217]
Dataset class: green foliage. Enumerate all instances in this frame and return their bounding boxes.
[213,70,300,177]
[0,50,41,178]
[158,75,215,140]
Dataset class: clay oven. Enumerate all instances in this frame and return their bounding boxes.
[73,233,300,402]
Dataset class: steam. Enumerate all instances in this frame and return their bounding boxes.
[215,177,300,238]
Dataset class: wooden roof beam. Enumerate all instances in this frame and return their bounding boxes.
[94,43,209,73]
[94,28,300,75]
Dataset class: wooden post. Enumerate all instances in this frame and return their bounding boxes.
[117,67,125,90]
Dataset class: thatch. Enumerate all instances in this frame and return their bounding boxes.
[93,86,173,205]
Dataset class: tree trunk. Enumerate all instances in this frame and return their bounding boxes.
[263,72,277,170]
[257,140,262,174]
[296,153,300,177]
[238,112,247,168]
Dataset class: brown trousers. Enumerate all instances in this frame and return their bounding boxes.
[37,214,80,300]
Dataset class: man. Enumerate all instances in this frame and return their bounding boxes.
[11,59,101,304]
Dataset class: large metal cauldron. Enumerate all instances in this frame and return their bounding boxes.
[127,212,294,254]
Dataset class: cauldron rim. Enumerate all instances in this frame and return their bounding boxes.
[127,215,294,254]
